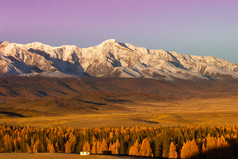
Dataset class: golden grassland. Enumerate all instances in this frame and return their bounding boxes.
[1,95,238,128]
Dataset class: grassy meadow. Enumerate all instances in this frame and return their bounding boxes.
[1,94,238,128]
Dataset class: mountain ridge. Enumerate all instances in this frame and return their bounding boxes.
[0,39,238,80]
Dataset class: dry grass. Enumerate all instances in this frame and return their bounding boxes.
[1,95,238,128]
[1,77,238,128]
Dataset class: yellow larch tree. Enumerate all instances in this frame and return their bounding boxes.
[96,141,101,154]
[140,138,154,157]
[83,141,91,151]
[91,141,97,154]
[113,139,120,154]
[181,140,199,158]
[55,142,59,152]
[190,140,199,157]
[169,142,178,158]
[100,139,108,153]
[129,139,140,156]
[201,143,206,154]
[49,144,55,153]
[65,141,71,153]
[32,140,39,153]
[206,134,217,150]
[26,143,32,153]
[47,141,52,152]
[109,142,113,152]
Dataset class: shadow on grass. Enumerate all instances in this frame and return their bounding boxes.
[0,111,25,117]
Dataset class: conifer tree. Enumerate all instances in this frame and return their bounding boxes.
[96,141,101,154]
[49,144,55,153]
[162,136,170,158]
[47,142,51,152]
[120,139,125,154]
[33,141,39,153]
[109,142,113,152]
[206,134,217,149]
[181,142,189,159]
[113,139,120,154]
[13,139,18,152]
[190,140,199,157]
[154,135,163,158]
[100,139,108,153]
[140,138,154,157]
[169,142,178,158]
[181,140,199,158]
[201,143,206,154]
[129,139,140,156]
[68,133,76,152]
[65,141,71,153]
[83,141,90,151]
[91,141,97,154]
[55,142,59,152]
[3,134,13,152]
[21,140,26,153]
[217,136,233,159]
[206,134,217,159]
[26,143,32,153]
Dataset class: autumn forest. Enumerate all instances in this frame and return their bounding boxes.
[0,124,237,158]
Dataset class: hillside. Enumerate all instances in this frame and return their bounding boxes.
[1,76,238,101]
[1,76,238,122]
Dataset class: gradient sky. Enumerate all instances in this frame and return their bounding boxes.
[1,0,238,63]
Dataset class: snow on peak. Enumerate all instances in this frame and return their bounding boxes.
[25,42,53,49]
[1,41,9,46]
[102,39,117,43]
[0,39,238,80]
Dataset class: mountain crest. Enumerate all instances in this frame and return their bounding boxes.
[102,39,117,43]
[0,39,238,80]
[0,41,10,47]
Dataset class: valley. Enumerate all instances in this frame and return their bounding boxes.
[1,76,238,128]
[0,76,238,158]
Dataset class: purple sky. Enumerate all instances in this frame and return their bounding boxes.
[1,0,238,63]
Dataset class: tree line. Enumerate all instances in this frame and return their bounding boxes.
[0,124,237,158]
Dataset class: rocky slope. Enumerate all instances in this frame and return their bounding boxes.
[0,39,238,80]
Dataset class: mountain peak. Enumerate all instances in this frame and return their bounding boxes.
[0,41,9,47]
[0,40,238,80]
[28,41,48,47]
[102,39,118,44]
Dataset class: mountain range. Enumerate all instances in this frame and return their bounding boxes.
[1,39,238,80]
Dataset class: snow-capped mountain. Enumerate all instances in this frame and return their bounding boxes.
[0,39,238,80]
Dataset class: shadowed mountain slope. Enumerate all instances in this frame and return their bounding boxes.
[1,76,238,101]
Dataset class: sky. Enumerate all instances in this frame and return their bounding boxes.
[1,0,238,63]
